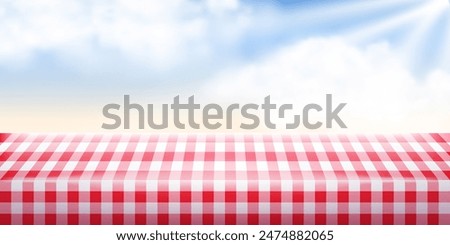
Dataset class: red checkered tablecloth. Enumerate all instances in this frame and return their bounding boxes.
[0,133,449,225]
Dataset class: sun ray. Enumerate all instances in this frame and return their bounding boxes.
[343,1,445,44]
[290,0,418,22]
[437,9,450,70]
[261,0,419,34]
[399,9,447,71]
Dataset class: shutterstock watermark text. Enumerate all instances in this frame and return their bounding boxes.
[102,94,347,130]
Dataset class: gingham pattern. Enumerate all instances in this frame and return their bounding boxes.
[0,133,449,225]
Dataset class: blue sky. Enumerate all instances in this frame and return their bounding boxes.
[1,0,449,131]
[1,0,448,93]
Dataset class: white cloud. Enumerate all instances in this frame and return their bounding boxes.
[2,1,448,132]
[0,1,90,59]
[0,0,251,68]
[200,37,450,132]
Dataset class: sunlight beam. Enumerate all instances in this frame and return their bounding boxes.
[433,0,450,10]
[256,0,418,34]
[344,1,445,44]
[399,7,446,68]
[437,13,450,69]
[291,0,415,22]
